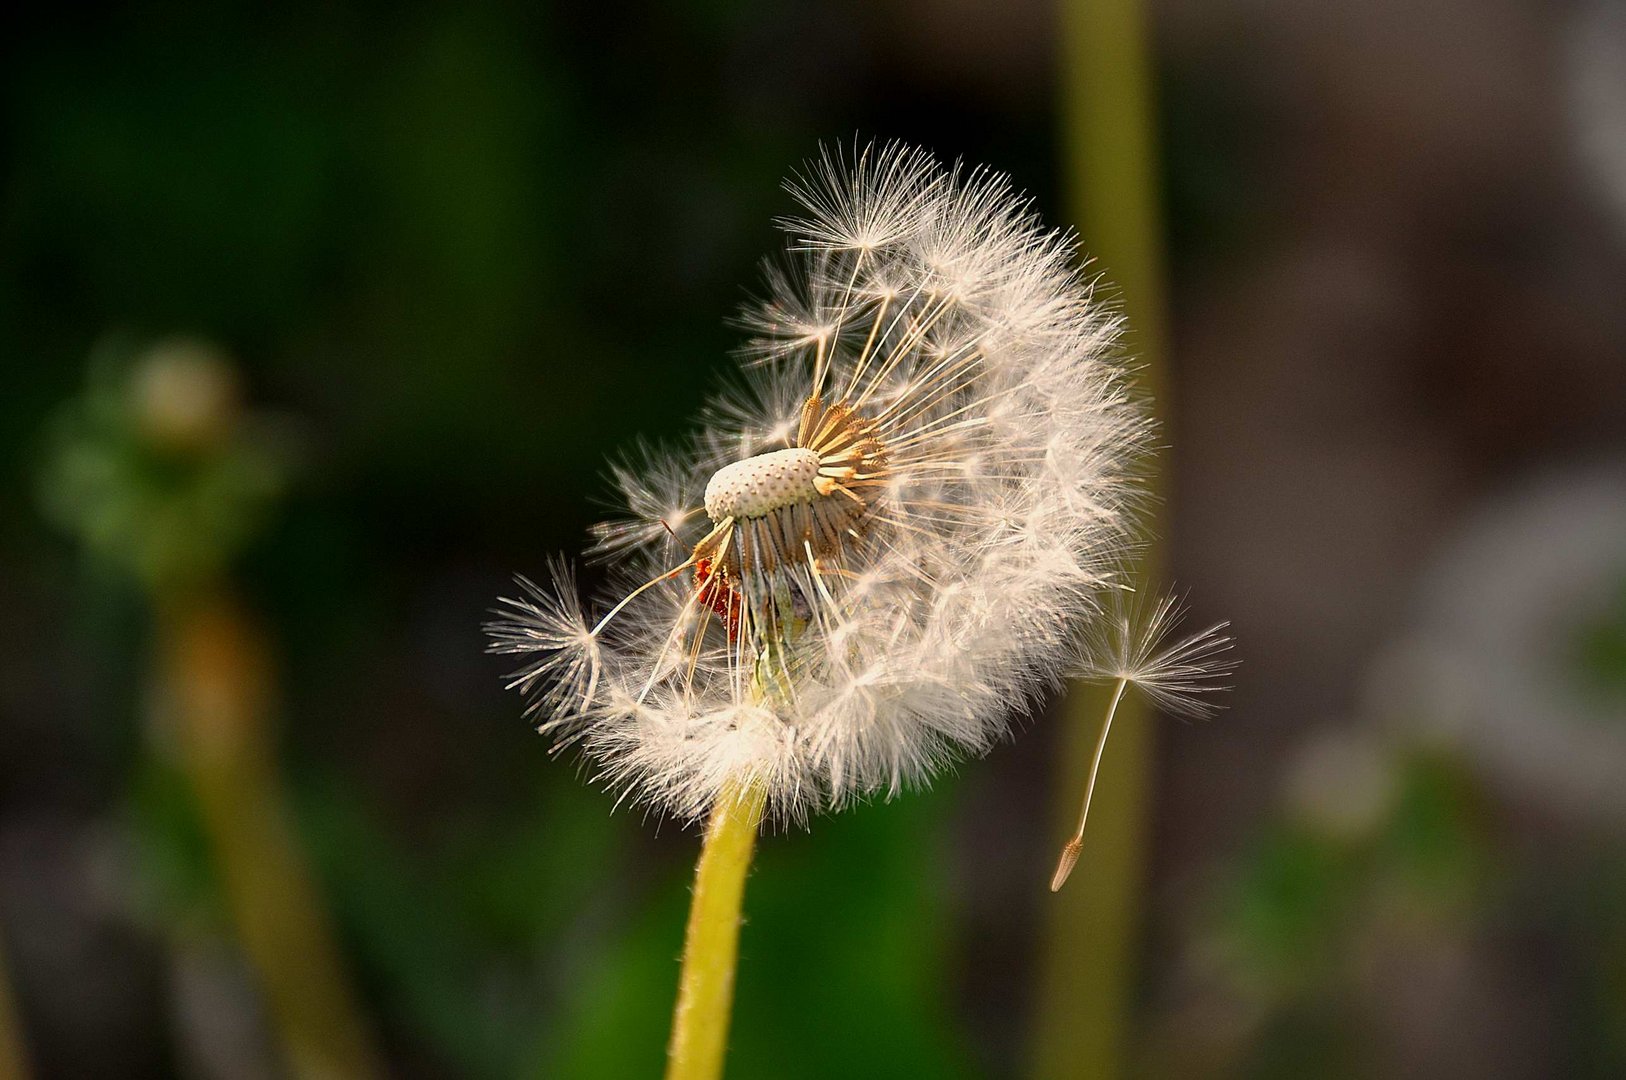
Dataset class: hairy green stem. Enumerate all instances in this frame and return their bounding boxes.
[665,779,768,1080]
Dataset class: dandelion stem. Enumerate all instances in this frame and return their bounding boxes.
[666,778,768,1080]
[0,922,32,1080]
[1051,678,1129,891]
[156,590,380,1080]
[1035,0,1168,1071]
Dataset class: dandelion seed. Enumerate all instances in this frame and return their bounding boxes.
[1049,592,1235,891]
[487,142,1226,827]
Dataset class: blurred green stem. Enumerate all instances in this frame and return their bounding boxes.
[0,926,32,1080]
[1034,0,1169,1076]
[156,589,380,1080]
[665,779,767,1080]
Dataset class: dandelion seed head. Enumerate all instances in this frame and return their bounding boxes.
[488,141,1221,825]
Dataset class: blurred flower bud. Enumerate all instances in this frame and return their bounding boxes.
[1404,460,1626,826]
[129,338,242,452]
[1567,1,1626,235]
[1283,727,1398,841]
[38,336,291,593]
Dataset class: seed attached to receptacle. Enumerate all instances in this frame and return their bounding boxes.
[694,398,888,584]
[704,447,824,521]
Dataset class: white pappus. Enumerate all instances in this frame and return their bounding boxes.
[488,142,1225,828]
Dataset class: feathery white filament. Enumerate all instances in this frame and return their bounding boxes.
[1051,592,1236,891]
[488,141,1210,826]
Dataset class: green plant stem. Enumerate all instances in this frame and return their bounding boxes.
[665,779,768,1080]
[1034,0,1168,1075]
[0,925,32,1080]
[156,589,380,1080]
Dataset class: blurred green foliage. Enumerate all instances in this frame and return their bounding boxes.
[1573,575,1626,705]
[37,338,292,592]
[1215,754,1489,1002]
[546,789,972,1080]
[9,4,1624,1079]
[4,6,992,1076]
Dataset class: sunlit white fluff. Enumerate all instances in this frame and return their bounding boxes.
[489,142,1174,825]
[1074,592,1236,719]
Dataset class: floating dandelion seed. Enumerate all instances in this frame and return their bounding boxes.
[1050,593,1236,891]
[488,142,1226,828]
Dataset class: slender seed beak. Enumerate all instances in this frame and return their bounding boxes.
[1049,677,1128,893]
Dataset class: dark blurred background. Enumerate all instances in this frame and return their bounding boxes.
[3,1,1625,1078]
